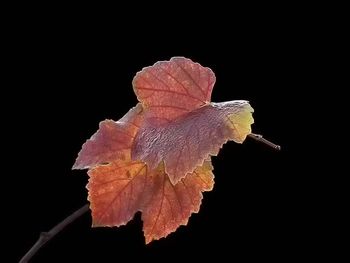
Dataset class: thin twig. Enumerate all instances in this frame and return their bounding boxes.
[20,204,89,263]
[248,133,281,150]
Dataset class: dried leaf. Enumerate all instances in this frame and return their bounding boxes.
[73,57,254,243]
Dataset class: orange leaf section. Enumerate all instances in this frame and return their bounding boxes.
[132,100,254,184]
[88,159,214,243]
[142,161,214,243]
[87,160,149,227]
[132,57,216,123]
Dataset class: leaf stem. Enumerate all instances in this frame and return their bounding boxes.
[20,204,89,263]
[248,133,281,150]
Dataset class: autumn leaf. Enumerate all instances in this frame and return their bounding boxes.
[132,57,254,184]
[73,57,254,243]
[88,159,213,243]
[75,104,213,243]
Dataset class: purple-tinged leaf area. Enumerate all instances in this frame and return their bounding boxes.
[132,101,254,184]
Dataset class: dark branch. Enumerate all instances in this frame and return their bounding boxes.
[20,204,89,263]
[248,133,281,150]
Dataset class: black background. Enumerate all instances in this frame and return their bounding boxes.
[6,7,320,262]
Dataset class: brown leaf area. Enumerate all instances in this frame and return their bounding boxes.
[73,57,254,243]
[88,159,213,243]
